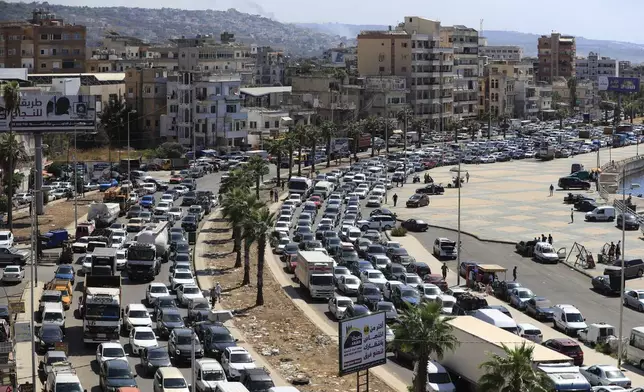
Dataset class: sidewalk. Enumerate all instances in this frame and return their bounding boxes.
[15,281,43,392]
[389,231,644,384]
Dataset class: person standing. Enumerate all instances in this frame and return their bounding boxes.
[274,189,279,203]
[570,208,574,223]
[616,240,622,260]
[548,234,553,245]
[549,184,554,196]
[269,188,274,201]
[466,172,470,183]
[392,193,398,207]
[609,242,615,261]
[512,266,518,281]
[441,262,448,280]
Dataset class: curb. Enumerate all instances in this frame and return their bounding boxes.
[393,217,517,246]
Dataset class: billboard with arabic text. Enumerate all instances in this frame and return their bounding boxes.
[338,312,386,376]
[0,95,96,132]
[598,76,641,93]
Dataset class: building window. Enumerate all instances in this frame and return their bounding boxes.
[41,63,46,68]
[7,49,15,56]
[53,34,61,40]
[210,105,216,114]
[170,105,178,113]
[379,66,385,72]
[226,105,236,113]
[264,121,270,128]
[402,42,407,48]
[40,49,46,55]
[40,34,48,40]
[73,48,80,55]
[145,119,151,127]
[250,121,257,129]
[62,33,70,40]
[61,48,69,55]
[401,66,407,72]
[155,120,159,127]
[128,87,134,93]
[73,33,81,40]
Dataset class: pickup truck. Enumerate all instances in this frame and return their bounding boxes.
[0,247,29,266]
[515,240,537,257]
[577,323,616,347]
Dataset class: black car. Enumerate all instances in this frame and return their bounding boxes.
[299,240,323,251]
[280,243,299,262]
[153,296,178,320]
[140,346,172,376]
[385,263,407,281]
[168,328,203,363]
[357,283,383,310]
[316,225,334,240]
[415,184,445,195]
[387,247,409,261]
[401,219,429,232]
[169,232,186,251]
[240,368,275,392]
[0,305,10,324]
[173,241,191,259]
[591,275,620,295]
[370,208,397,219]
[157,308,185,339]
[374,301,399,322]
[617,213,640,230]
[170,253,191,268]
[293,226,313,242]
[345,304,371,319]
[182,191,197,206]
[181,215,198,232]
[37,324,64,353]
[99,359,138,391]
[575,200,599,212]
[524,297,555,321]
[558,176,591,190]
[492,281,522,301]
[202,324,238,359]
[127,205,143,219]
[406,193,430,208]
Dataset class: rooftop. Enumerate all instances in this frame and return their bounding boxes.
[240,86,292,97]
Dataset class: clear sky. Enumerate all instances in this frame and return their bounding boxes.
[9,0,643,43]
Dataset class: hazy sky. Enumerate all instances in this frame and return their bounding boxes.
[10,0,644,43]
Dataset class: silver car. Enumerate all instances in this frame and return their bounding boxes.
[624,289,644,311]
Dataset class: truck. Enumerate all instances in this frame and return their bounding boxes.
[81,275,122,344]
[87,202,121,228]
[538,142,556,161]
[431,316,575,390]
[135,222,170,262]
[103,186,133,216]
[294,250,335,299]
[125,242,159,281]
[350,133,371,153]
[613,133,628,148]
[577,322,616,346]
[90,247,117,276]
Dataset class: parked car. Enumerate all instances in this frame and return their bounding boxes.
[406,193,430,208]
[604,258,644,279]
[400,219,429,232]
[543,338,584,366]
[616,213,640,230]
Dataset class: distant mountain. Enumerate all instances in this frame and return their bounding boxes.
[0,1,349,56]
[299,22,644,64]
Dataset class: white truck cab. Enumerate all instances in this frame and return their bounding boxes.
[195,358,227,392]
[553,304,587,335]
[45,364,85,392]
[41,302,66,331]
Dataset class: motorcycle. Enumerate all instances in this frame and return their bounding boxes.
[413,175,420,183]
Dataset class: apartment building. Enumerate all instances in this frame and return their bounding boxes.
[514,80,552,118]
[441,25,479,120]
[290,74,359,123]
[361,75,409,119]
[537,33,576,83]
[124,67,168,145]
[0,9,86,73]
[575,52,618,84]
[161,73,248,150]
[254,46,286,86]
[356,29,412,77]
[243,107,290,148]
[479,45,523,61]
[480,60,534,117]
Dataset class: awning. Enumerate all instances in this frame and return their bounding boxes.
[392,129,403,134]
[477,264,507,273]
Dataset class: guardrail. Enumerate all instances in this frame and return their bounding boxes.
[598,155,644,202]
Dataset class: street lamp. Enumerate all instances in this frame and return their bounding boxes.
[127,110,137,180]
[450,163,463,286]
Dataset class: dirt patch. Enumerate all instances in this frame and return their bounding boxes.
[11,193,104,239]
[203,220,395,392]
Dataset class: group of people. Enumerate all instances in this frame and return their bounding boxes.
[534,233,554,245]
[607,240,622,261]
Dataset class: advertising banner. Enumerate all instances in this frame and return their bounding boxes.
[598,76,641,93]
[338,312,387,376]
[0,95,96,131]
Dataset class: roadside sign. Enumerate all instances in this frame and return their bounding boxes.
[338,311,387,376]
[0,385,13,392]
[19,383,32,392]
[13,322,30,343]
[55,342,68,354]
[7,300,24,314]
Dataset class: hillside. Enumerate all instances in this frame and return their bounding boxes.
[299,22,644,64]
[0,1,349,56]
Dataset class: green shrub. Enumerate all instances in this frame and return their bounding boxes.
[390,226,407,237]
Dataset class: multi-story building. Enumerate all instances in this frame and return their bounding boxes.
[0,9,86,73]
[537,33,576,83]
[576,79,596,113]
[514,80,552,118]
[254,46,286,86]
[357,29,412,77]
[480,60,534,117]
[243,107,290,148]
[361,75,409,119]
[479,45,523,61]
[161,73,248,150]
[323,44,357,69]
[290,73,359,124]
[125,67,168,145]
[441,25,479,120]
[575,52,618,84]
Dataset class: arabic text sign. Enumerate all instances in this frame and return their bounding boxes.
[0,95,96,131]
[598,76,641,93]
[338,312,387,376]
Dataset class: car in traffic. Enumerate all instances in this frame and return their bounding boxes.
[524,297,555,321]
[624,289,644,311]
[400,219,428,232]
[406,193,430,208]
[98,359,138,392]
[168,328,203,364]
[328,295,353,320]
[128,326,159,356]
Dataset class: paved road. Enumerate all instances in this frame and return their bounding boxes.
[410,225,644,343]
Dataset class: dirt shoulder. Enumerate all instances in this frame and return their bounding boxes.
[201,219,396,392]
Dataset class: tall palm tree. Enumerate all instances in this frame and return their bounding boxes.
[265,138,288,188]
[1,82,21,228]
[292,123,306,177]
[479,342,552,392]
[219,168,252,196]
[304,124,322,175]
[319,120,336,168]
[220,187,251,268]
[362,116,380,157]
[249,206,275,306]
[391,302,459,392]
[498,113,511,139]
[240,195,264,285]
[346,120,362,163]
[245,156,269,199]
[285,130,297,180]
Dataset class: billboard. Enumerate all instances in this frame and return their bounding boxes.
[598,76,641,93]
[0,95,96,131]
[338,312,387,376]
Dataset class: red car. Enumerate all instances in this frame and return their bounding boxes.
[286,254,299,273]
[423,274,448,292]
[309,195,323,208]
[169,175,183,184]
[543,338,584,366]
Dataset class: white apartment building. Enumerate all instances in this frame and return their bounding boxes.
[514,80,552,118]
[442,25,479,120]
[244,107,290,148]
[479,46,523,61]
[161,73,248,150]
[575,52,618,84]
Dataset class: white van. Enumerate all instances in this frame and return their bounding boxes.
[215,382,250,392]
[517,323,543,343]
[313,181,334,199]
[42,302,66,331]
[552,304,587,335]
[473,308,518,334]
[412,360,456,392]
[533,242,559,264]
[142,182,157,194]
[585,206,616,222]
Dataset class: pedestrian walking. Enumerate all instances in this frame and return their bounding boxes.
[274,189,279,203]
[549,184,554,196]
[570,208,574,223]
[269,189,274,201]
[512,266,517,281]
[211,282,222,308]
[548,234,553,245]
[392,193,398,207]
[616,240,622,259]
[466,172,470,183]
[609,242,615,261]
[281,181,285,191]
[441,262,448,280]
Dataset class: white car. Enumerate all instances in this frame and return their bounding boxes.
[385,325,395,343]
[0,231,14,248]
[95,342,128,367]
[436,294,456,315]
[371,254,391,270]
[129,192,139,203]
[328,296,353,320]
[354,189,368,199]
[160,194,174,204]
[337,275,361,295]
[274,222,290,234]
[81,254,93,275]
[287,194,302,206]
[176,284,204,306]
[580,365,631,387]
[417,283,442,302]
[359,269,387,291]
[156,202,172,213]
[517,323,543,344]
[173,185,188,196]
[366,195,382,207]
[72,237,90,253]
[123,303,152,332]
[116,250,127,270]
[168,207,184,221]
[1,265,24,283]
[129,326,158,356]
[146,283,170,306]
[13,193,32,204]
[110,234,127,249]
[221,347,257,381]
[623,289,644,311]
[383,280,405,301]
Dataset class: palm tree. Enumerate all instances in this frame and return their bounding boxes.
[479,342,552,392]
[362,116,381,157]
[249,206,276,306]
[219,168,252,196]
[245,156,269,199]
[319,121,336,168]
[292,123,306,177]
[265,138,288,188]
[498,113,511,139]
[567,77,578,111]
[240,195,265,285]
[391,302,459,392]
[409,117,427,148]
[285,130,297,180]
[0,82,21,228]
[346,120,362,163]
[220,187,251,268]
[304,124,322,174]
